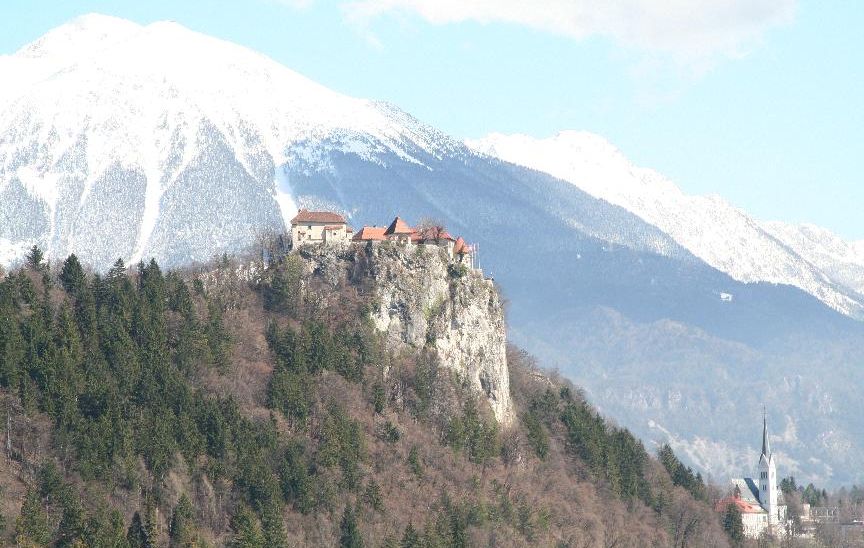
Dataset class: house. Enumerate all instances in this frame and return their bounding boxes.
[352,215,476,268]
[453,237,473,266]
[290,209,351,248]
[383,216,415,244]
[718,412,788,538]
[352,226,387,242]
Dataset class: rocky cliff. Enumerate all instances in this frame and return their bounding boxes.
[298,241,514,425]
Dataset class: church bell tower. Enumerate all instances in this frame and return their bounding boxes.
[758,410,779,523]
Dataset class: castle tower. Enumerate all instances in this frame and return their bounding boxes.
[757,410,779,524]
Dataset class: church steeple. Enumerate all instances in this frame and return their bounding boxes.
[757,407,779,524]
[761,408,771,457]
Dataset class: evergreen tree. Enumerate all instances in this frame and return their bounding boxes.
[26,245,45,272]
[261,504,289,548]
[60,254,86,295]
[401,523,421,548]
[339,505,363,548]
[15,488,52,546]
[227,505,265,548]
[722,502,744,546]
[169,494,195,547]
[57,490,88,547]
[0,304,24,387]
[127,512,152,548]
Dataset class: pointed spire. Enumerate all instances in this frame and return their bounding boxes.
[761,407,771,457]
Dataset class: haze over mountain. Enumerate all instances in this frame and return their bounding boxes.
[3,14,864,486]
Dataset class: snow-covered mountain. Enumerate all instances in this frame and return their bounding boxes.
[761,221,864,296]
[0,14,459,267]
[467,131,864,318]
[4,15,864,486]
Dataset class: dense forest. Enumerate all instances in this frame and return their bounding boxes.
[0,244,735,546]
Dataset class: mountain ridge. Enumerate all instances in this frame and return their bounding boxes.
[3,14,864,487]
[467,131,864,319]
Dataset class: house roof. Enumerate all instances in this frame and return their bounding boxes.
[454,237,472,255]
[353,226,387,241]
[290,209,346,225]
[716,495,766,515]
[384,216,414,235]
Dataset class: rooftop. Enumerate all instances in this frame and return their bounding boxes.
[291,209,347,225]
[384,216,414,235]
[353,226,387,241]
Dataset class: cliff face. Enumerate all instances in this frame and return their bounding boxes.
[301,242,514,425]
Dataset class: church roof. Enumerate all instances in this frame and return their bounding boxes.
[730,477,786,508]
[716,495,765,515]
[731,478,761,504]
[762,412,771,457]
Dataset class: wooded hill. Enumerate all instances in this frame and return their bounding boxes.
[0,246,730,547]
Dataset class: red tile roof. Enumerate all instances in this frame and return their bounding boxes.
[353,226,387,241]
[454,237,472,255]
[384,216,414,235]
[291,209,346,225]
[715,496,764,514]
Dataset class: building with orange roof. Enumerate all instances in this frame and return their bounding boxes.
[351,215,476,267]
[290,209,351,248]
[383,216,415,244]
[718,413,788,538]
[352,226,387,242]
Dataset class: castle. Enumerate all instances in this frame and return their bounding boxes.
[716,412,788,538]
[289,209,475,266]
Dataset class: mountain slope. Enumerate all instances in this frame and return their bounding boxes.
[0,249,730,547]
[3,15,864,487]
[467,131,864,318]
[0,13,458,268]
[761,221,864,295]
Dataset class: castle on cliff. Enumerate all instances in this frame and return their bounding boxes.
[289,210,475,266]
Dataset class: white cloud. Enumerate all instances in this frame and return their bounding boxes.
[342,0,796,61]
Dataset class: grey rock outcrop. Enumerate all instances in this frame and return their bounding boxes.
[301,242,514,426]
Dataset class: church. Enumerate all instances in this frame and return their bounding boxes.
[715,413,787,538]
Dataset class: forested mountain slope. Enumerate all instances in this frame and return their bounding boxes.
[0,244,728,547]
[5,14,864,486]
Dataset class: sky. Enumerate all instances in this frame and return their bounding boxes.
[1,0,862,240]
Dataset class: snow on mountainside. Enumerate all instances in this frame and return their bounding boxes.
[762,222,864,296]
[467,131,864,318]
[0,14,459,268]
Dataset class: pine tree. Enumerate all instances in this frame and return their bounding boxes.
[339,505,363,548]
[26,245,45,272]
[261,504,289,548]
[0,305,24,388]
[169,494,195,547]
[15,488,52,546]
[60,254,86,295]
[127,511,153,548]
[401,523,421,548]
[227,505,265,548]
[57,490,87,547]
[722,502,744,546]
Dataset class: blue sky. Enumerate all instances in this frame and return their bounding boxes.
[2,0,862,239]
